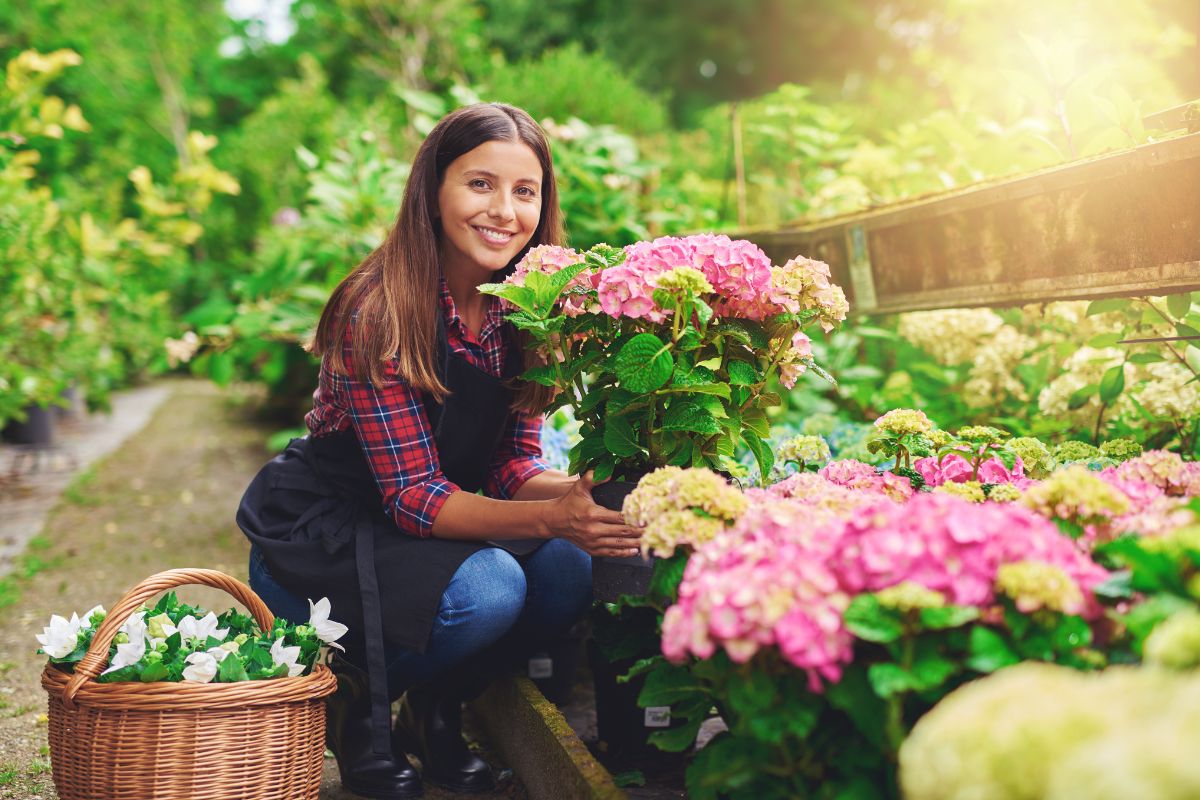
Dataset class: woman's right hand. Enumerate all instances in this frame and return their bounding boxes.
[545,471,643,557]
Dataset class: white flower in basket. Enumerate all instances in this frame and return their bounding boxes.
[177,611,230,644]
[36,615,84,659]
[101,612,147,675]
[182,651,219,683]
[270,637,305,677]
[308,597,348,651]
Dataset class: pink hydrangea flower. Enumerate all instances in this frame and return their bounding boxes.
[683,233,773,305]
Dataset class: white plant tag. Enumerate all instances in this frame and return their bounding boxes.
[644,706,671,728]
[527,656,553,679]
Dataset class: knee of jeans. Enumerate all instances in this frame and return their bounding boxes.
[449,548,527,633]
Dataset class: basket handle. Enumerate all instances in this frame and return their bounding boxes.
[63,568,278,706]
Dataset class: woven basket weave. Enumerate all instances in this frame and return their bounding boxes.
[41,568,338,800]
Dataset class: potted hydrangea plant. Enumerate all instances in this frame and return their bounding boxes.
[480,234,847,586]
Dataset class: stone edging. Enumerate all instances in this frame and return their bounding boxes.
[470,676,625,800]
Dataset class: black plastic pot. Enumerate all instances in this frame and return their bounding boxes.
[590,479,656,602]
[2,404,56,445]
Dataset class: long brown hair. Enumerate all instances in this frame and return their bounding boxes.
[311,103,562,413]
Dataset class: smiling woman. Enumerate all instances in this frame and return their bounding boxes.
[234,103,639,800]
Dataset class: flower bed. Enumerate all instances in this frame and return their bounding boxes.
[616,421,1199,798]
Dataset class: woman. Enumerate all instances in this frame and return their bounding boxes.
[236,103,641,799]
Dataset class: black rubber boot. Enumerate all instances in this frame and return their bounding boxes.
[394,681,495,793]
[327,655,424,800]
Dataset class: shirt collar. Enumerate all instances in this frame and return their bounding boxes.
[438,277,505,341]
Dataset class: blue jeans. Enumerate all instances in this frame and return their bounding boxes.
[248,539,592,697]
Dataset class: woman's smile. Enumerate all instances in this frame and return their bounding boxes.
[472,224,516,246]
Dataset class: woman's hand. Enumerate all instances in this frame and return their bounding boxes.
[544,471,642,558]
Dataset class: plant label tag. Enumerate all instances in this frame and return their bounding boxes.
[644,706,671,728]
[527,657,553,679]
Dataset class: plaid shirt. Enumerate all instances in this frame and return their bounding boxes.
[305,280,547,537]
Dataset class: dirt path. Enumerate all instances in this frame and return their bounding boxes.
[0,380,524,799]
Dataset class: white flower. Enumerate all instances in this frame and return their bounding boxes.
[270,637,305,678]
[206,641,240,663]
[182,651,218,683]
[36,614,83,659]
[101,612,147,675]
[176,612,229,645]
[308,598,348,651]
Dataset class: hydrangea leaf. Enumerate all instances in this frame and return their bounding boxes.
[602,413,642,457]
[662,401,721,435]
[615,333,674,393]
[966,627,1019,673]
[217,654,249,683]
[727,360,758,386]
[742,431,774,483]
[1098,364,1126,403]
[918,605,979,630]
[844,595,903,643]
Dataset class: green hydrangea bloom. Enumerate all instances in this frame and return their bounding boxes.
[875,581,945,611]
[936,481,987,503]
[1144,609,1200,670]
[777,434,831,467]
[986,483,1023,503]
[956,425,1009,445]
[874,408,934,436]
[1054,440,1102,463]
[995,562,1084,614]
[1099,438,1143,463]
[655,266,713,294]
[1009,436,1054,478]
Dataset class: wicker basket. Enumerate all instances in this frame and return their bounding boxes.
[41,568,338,800]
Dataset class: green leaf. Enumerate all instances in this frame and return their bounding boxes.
[1067,384,1098,410]
[662,402,721,435]
[1188,345,1200,375]
[741,408,770,439]
[208,351,234,386]
[910,644,958,691]
[728,670,778,716]
[615,333,674,393]
[1086,332,1121,348]
[742,432,774,481]
[592,459,616,483]
[139,661,168,682]
[693,298,714,326]
[218,655,249,683]
[918,605,979,630]
[638,663,703,707]
[648,551,689,600]
[520,364,558,386]
[1167,292,1194,319]
[602,414,642,457]
[866,663,913,698]
[648,718,705,753]
[476,283,537,315]
[1086,298,1132,316]
[727,360,758,386]
[1128,351,1165,364]
[844,595,903,643]
[966,627,1019,673]
[661,382,732,400]
[1099,364,1126,403]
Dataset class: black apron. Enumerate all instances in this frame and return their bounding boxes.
[236,316,541,756]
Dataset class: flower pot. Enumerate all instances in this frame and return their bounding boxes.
[2,404,56,446]
[591,479,655,602]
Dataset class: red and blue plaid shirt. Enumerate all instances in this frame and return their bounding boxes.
[305,279,547,537]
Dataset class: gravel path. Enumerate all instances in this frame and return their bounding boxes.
[0,379,525,800]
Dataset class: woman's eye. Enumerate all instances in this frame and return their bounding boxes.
[516,186,537,198]
[469,179,490,189]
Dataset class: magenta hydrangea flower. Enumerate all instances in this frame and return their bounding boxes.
[819,459,915,501]
[683,233,773,304]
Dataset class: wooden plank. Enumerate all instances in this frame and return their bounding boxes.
[739,131,1200,314]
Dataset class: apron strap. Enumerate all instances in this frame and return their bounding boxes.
[353,515,393,756]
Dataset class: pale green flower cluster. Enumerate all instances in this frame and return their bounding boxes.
[1037,347,1137,432]
[956,425,1008,445]
[654,266,713,294]
[1099,438,1143,463]
[1139,361,1200,421]
[875,581,946,612]
[623,467,748,558]
[1008,437,1054,478]
[1020,466,1130,525]
[963,326,1037,409]
[901,663,1200,800]
[995,562,1084,614]
[874,408,933,436]
[896,308,1005,365]
[1054,440,1102,464]
[777,434,831,467]
[936,481,986,503]
[986,483,1023,503]
[1144,609,1200,670]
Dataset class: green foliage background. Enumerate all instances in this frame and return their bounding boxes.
[1,0,1197,439]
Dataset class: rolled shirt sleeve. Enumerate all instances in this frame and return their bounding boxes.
[485,409,549,499]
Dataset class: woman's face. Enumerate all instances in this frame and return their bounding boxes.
[437,139,543,279]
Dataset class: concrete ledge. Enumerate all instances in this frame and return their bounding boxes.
[471,676,625,800]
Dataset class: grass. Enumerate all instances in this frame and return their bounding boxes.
[62,468,98,506]
[0,536,58,611]
[0,766,16,787]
